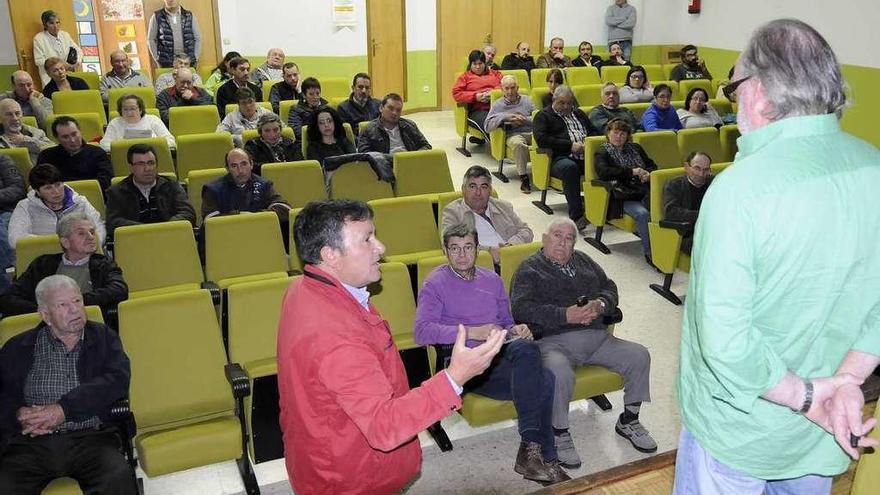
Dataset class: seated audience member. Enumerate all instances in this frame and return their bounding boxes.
[588,82,639,133]
[98,50,151,104]
[663,151,713,254]
[100,94,175,152]
[452,50,502,144]
[153,53,202,93]
[215,57,262,119]
[8,164,105,247]
[201,148,290,222]
[716,66,737,102]
[37,117,113,190]
[244,113,302,174]
[442,166,533,263]
[669,44,712,81]
[306,106,355,165]
[600,42,632,68]
[510,218,656,467]
[676,87,723,129]
[533,85,599,230]
[156,67,214,125]
[0,215,127,317]
[641,84,682,131]
[0,71,53,129]
[415,224,567,484]
[0,275,135,494]
[357,93,431,154]
[500,41,535,73]
[202,51,241,97]
[571,41,603,68]
[536,37,572,69]
[250,48,285,85]
[594,118,656,263]
[268,62,302,115]
[287,77,328,141]
[105,143,195,236]
[485,76,536,192]
[540,69,578,109]
[482,44,500,71]
[41,57,89,100]
[337,73,381,136]
[216,87,273,147]
[0,155,26,279]
[0,98,52,164]
[619,66,653,104]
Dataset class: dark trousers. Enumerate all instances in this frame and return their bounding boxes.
[467,109,490,138]
[0,429,136,495]
[467,339,557,461]
[550,156,584,220]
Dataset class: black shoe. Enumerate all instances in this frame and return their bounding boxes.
[468,136,486,145]
[519,175,531,194]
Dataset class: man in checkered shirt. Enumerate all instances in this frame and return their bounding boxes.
[0,275,135,493]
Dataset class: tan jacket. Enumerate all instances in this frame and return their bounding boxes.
[536,52,572,69]
[442,197,533,246]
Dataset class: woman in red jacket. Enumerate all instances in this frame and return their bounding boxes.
[452,49,502,145]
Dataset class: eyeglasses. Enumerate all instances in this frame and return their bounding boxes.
[723,75,751,99]
[629,74,645,79]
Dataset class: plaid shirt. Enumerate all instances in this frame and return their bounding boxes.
[556,110,588,159]
[23,326,100,432]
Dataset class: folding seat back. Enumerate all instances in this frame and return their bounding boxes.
[45,113,103,143]
[108,87,157,113]
[0,147,33,179]
[0,306,102,347]
[416,252,494,291]
[621,102,651,122]
[678,127,722,163]
[370,196,443,265]
[709,98,732,116]
[68,71,100,90]
[52,90,106,126]
[65,179,105,219]
[392,149,454,198]
[653,80,679,100]
[329,161,393,202]
[14,235,61,277]
[573,84,603,107]
[319,77,350,99]
[499,69,531,91]
[21,116,37,128]
[288,207,303,272]
[261,80,274,100]
[114,221,204,298]
[261,160,327,208]
[367,262,417,350]
[279,100,298,125]
[643,64,664,83]
[109,137,176,178]
[169,105,220,137]
[187,168,228,224]
[678,79,714,101]
[205,211,290,288]
[529,87,550,110]
[633,130,681,170]
[719,124,741,162]
[499,242,542,294]
[176,132,233,182]
[600,66,630,84]
[565,67,600,86]
[661,64,676,80]
[530,68,559,89]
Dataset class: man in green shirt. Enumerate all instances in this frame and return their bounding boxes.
[674,19,880,495]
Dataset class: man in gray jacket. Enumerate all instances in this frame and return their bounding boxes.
[0,154,26,284]
[485,75,535,192]
[0,99,52,165]
[605,0,637,61]
[0,71,52,129]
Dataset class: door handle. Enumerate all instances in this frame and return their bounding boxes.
[371,39,379,57]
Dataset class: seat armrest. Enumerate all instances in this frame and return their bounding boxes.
[590,179,615,191]
[225,362,251,399]
[109,397,137,439]
[602,307,623,326]
[201,281,221,305]
[658,219,694,236]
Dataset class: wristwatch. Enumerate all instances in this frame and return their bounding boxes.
[798,379,814,414]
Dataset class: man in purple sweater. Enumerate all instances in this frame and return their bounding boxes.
[414,223,569,485]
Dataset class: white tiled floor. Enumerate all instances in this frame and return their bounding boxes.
[141,110,688,494]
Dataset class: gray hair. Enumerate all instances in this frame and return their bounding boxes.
[552,84,574,101]
[56,212,95,239]
[500,74,518,86]
[442,224,479,249]
[36,274,81,311]
[739,18,846,120]
[256,112,282,131]
[173,52,192,64]
[545,217,577,235]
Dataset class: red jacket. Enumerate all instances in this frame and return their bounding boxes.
[452,69,502,112]
[277,266,462,495]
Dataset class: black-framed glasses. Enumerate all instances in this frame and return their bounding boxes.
[723,75,751,100]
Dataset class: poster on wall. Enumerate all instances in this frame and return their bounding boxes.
[332,0,357,27]
[100,0,145,21]
[116,24,136,38]
[74,0,102,73]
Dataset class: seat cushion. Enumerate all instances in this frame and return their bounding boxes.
[243,357,277,380]
[43,477,82,495]
[128,283,203,300]
[136,416,242,476]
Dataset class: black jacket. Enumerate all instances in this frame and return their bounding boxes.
[36,143,113,191]
[41,76,90,99]
[0,155,26,213]
[336,95,381,136]
[215,80,263,118]
[268,81,302,115]
[105,175,196,236]
[201,173,289,221]
[356,118,431,154]
[0,321,130,447]
[500,54,535,74]
[571,56,603,68]
[287,99,329,141]
[532,107,598,160]
[0,253,128,318]
[243,136,303,175]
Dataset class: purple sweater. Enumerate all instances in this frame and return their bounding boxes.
[415,265,514,348]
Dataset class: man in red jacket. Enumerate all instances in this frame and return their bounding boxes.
[278,199,507,495]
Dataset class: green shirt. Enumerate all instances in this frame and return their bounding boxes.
[677,113,880,479]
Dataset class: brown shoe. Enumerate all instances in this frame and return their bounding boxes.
[514,441,552,482]
[538,462,572,486]
[520,175,531,194]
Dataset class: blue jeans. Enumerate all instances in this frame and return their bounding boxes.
[673,428,832,495]
[550,156,584,220]
[467,339,557,461]
[610,40,633,61]
[622,200,650,256]
[0,211,13,290]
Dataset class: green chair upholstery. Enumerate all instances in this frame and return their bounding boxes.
[583,135,637,254]
[368,262,418,350]
[14,235,61,278]
[45,113,103,143]
[499,242,542,294]
[529,87,550,110]
[169,105,221,137]
[573,84,603,108]
[176,132,233,182]
[600,66,630,84]
[709,98,733,117]
[319,77,350,99]
[329,161,393,202]
[21,115,38,129]
[0,147,33,180]
[205,211,290,289]
[677,127,722,163]
[261,80,275,101]
[113,221,205,299]
[661,64,676,80]
[278,100,298,125]
[529,142,564,215]
[653,80,679,100]
[621,102,652,122]
[530,68,560,89]
[370,196,443,265]
[678,79,713,100]
[0,306,103,347]
[416,251,494,291]
[392,149,454,200]
[719,124,740,162]
[452,72,488,157]
[633,130,681,170]
[52,90,106,126]
[565,67,601,86]
[260,160,327,209]
[643,64,664,83]
[118,289,258,492]
[187,168,228,224]
[499,69,531,92]
[852,401,880,495]
[109,137,176,178]
[65,179,105,219]
[288,208,303,272]
[68,71,100,90]
[108,87,157,114]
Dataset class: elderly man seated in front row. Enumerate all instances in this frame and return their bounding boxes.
[442,165,532,265]
[0,274,136,494]
[510,218,656,469]
[0,212,127,320]
[415,224,568,485]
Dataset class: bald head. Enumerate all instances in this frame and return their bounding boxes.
[174,67,195,92]
[0,98,24,133]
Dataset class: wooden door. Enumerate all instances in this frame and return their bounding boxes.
[141,0,219,72]
[7,0,77,88]
[490,0,544,66]
[367,0,407,100]
[437,0,492,108]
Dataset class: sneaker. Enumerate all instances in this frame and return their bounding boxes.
[519,175,531,194]
[554,431,582,468]
[514,441,551,482]
[538,462,572,486]
[468,136,486,145]
[615,418,658,453]
[575,217,590,233]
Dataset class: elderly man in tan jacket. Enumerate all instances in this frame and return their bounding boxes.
[442,165,533,264]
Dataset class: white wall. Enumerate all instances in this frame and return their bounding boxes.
[405,0,435,51]
[544,0,645,50]
[0,0,17,65]
[216,0,368,56]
